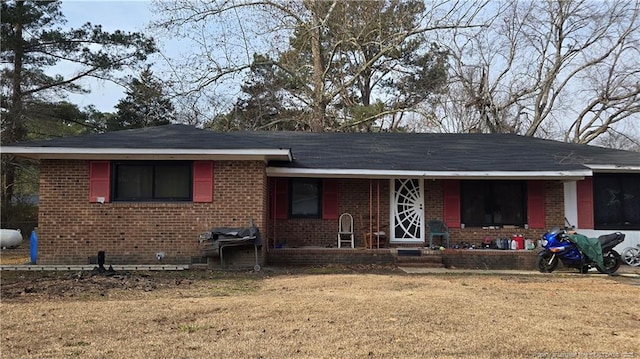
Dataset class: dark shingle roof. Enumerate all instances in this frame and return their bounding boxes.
[238,131,640,172]
[14,124,283,150]
[4,124,640,173]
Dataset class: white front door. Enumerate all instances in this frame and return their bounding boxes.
[390,179,425,243]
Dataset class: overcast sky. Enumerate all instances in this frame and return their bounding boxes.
[59,0,156,112]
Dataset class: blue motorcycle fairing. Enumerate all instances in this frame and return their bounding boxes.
[541,231,588,267]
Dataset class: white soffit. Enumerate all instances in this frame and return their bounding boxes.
[584,164,640,173]
[1,147,293,161]
[266,167,592,180]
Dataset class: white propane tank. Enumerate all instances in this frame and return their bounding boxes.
[1,229,23,249]
[510,239,517,250]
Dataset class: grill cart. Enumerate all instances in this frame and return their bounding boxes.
[199,226,262,271]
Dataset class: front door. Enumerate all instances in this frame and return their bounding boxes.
[391,179,425,243]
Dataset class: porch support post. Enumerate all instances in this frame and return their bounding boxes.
[272,180,277,250]
[376,180,381,249]
[369,179,373,249]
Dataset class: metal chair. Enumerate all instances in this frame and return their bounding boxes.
[337,213,354,248]
[427,220,450,248]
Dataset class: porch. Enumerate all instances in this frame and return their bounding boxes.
[265,247,539,271]
[265,177,556,249]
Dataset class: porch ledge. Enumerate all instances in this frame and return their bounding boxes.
[270,247,391,252]
[268,247,394,267]
[267,247,540,270]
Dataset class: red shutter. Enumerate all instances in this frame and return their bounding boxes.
[193,161,214,202]
[577,177,594,229]
[527,180,546,229]
[272,178,289,219]
[322,179,339,220]
[443,180,461,228]
[89,161,110,203]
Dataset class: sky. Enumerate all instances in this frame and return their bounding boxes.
[58,1,157,112]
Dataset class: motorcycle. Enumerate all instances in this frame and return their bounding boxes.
[536,227,625,274]
[621,244,640,267]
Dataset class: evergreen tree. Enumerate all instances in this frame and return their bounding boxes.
[108,68,174,131]
[1,0,155,222]
[211,54,306,131]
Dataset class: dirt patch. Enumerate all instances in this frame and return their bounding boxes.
[1,270,191,301]
[0,264,398,302]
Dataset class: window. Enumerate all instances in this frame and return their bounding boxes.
[594,174,640,230]
[289,178,321,218]
[271,178,338,220]
[113,161,192,201]
[461,180,526,227]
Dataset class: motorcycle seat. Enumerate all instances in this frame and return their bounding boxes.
[597,232,625,247]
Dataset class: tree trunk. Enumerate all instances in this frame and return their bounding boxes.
[308,0,326,132]
[2,0,26,218]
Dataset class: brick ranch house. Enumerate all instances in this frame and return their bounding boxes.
[3,124,639,269]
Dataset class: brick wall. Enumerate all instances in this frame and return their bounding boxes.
[424,179,443,221]
[268,179,390,248]
[267,248,395,266]
[442,250,538,270]
[37,161,564,269]
[38,159,267,265]
[270,179,565,249]
[268,248,538,270]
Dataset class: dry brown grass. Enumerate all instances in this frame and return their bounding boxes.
[0,245,30,265]
[1,268,639,359]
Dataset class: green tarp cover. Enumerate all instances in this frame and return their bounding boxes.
[569,233,604,270]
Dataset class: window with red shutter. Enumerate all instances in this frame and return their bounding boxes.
[270,178,336,219]
[527,181,545,229]
[112,161,191,201]
[272,178,289,219]
[193,161,214,202]
[443,180,461,228]
[322,179,339,220]
[89,161,111,203]
[577,177,594,229]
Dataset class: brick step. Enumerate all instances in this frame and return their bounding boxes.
[395,255,442,262]
[396,261,445,268]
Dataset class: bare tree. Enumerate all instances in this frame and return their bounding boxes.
[594,124,640,152]
[433,0,640,144]
[151,0,489,132]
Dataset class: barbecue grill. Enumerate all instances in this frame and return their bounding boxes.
[199,226,262,271]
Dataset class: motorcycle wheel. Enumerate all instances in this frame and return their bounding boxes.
[537,253,559,273]
[597,250,621,274]
[621,247,640,267]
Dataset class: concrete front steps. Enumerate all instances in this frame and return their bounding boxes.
[394,248,444,268]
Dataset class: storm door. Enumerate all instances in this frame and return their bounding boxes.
[391,179,425,242]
